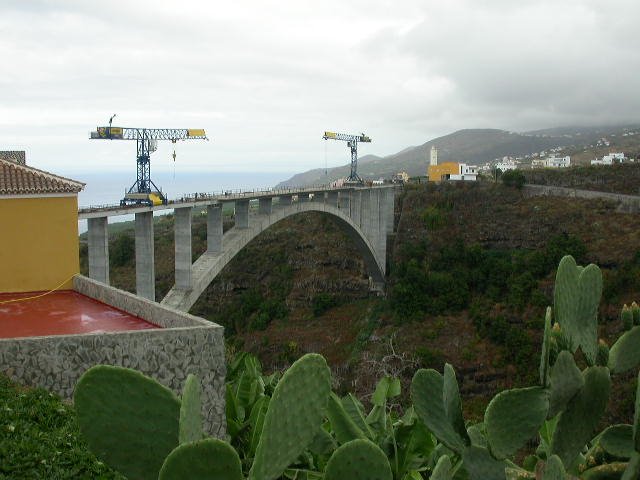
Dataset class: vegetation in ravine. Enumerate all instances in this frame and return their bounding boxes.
[64,256,640,479]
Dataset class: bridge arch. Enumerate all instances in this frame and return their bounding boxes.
[160,200,387,312]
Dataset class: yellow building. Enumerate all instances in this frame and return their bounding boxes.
[428,162,460,182]
[0,157,84,293]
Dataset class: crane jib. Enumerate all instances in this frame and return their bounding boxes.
[90,127,207,141]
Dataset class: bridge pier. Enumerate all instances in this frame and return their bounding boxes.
[327,191,339,208]
[279,194,292,207]
[175,207,192,290]
[235,200,249,228]
[135,211,155,301]
[259,197,272,215]
[339,191,350,211]
[207,205,223,253]
[87,216,109,284]
[350,190,362,227]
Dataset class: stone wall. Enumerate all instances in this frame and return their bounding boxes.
[0,275,226,437]
[523,184,640,213]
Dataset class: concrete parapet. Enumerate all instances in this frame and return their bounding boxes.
[87,216,109,284]
[135,211,155,301]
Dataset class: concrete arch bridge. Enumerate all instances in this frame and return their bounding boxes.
[80,186,397,312]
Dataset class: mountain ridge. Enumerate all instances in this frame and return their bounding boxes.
[277,124,639,187]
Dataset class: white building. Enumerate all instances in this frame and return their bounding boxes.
[531,159,547,169]
[449,164,478,181]
[392,171,410,183]
[495,160,518,172]
[591,153,626,166]
[546,155,571,168]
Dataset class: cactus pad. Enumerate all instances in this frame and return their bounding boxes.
[443,364,469,445]
[540,307,553,388]
[248,353,331,480]
[461,445,507,480]
[548,350,584,419]
[541,455,565,480]
[411,368,468,452]
[323,439,392,480]
[608,326,640,374]
[634,372,640,453]
[485,386,549,459]
[484,387,549,458]
[598,425,634,459]
[74,365,180,480]
[553,255,602,365]
[622,453,640,480]
[552,366,611,467]
[179,374,203,444]
[158,438,243,480]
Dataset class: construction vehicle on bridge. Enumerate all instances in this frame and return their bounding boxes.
[90,116,208,206]
[323,131,371,184]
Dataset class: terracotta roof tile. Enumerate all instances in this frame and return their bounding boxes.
[0,159,85,195]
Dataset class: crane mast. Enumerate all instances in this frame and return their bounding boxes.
[90,124,207,206]
[323,131,371,184]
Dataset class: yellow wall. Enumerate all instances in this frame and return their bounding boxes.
[0,196,79,293]
[428,162,459,182]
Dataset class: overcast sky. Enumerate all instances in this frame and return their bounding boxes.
[1,0,639,177]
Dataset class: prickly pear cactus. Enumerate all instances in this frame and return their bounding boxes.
[598,424,634,459]
[158,438,243,480]
[248,353,331,480]
[551,366,611,467]
[323,439,392,480]
[553,255,602,366]
[484,386,549,459]
[608,326,640,374]
[540,307,553,388]
[179,374,203,444]
[540,455,566,480]
[633,302,640,326]
[622,304,634,331]
[74,365,180,480]
[548,350,584,419]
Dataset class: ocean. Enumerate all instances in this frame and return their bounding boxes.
[74,171,295,233]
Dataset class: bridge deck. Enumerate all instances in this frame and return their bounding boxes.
[77,185,394,219]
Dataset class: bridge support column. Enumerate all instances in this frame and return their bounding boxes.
[235,200,249,228]
[135,211,155,301]
[339,191,350,211]
[360,189,371,237]
[279,194,292,207]
[327,191,339,207]
[87,216,109,284]
[207,205,223,253]
[175,207,192,290]
[370,189,381,261]
[350,190,362,227]
[259,197,272,215]
[384,188,395,234]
